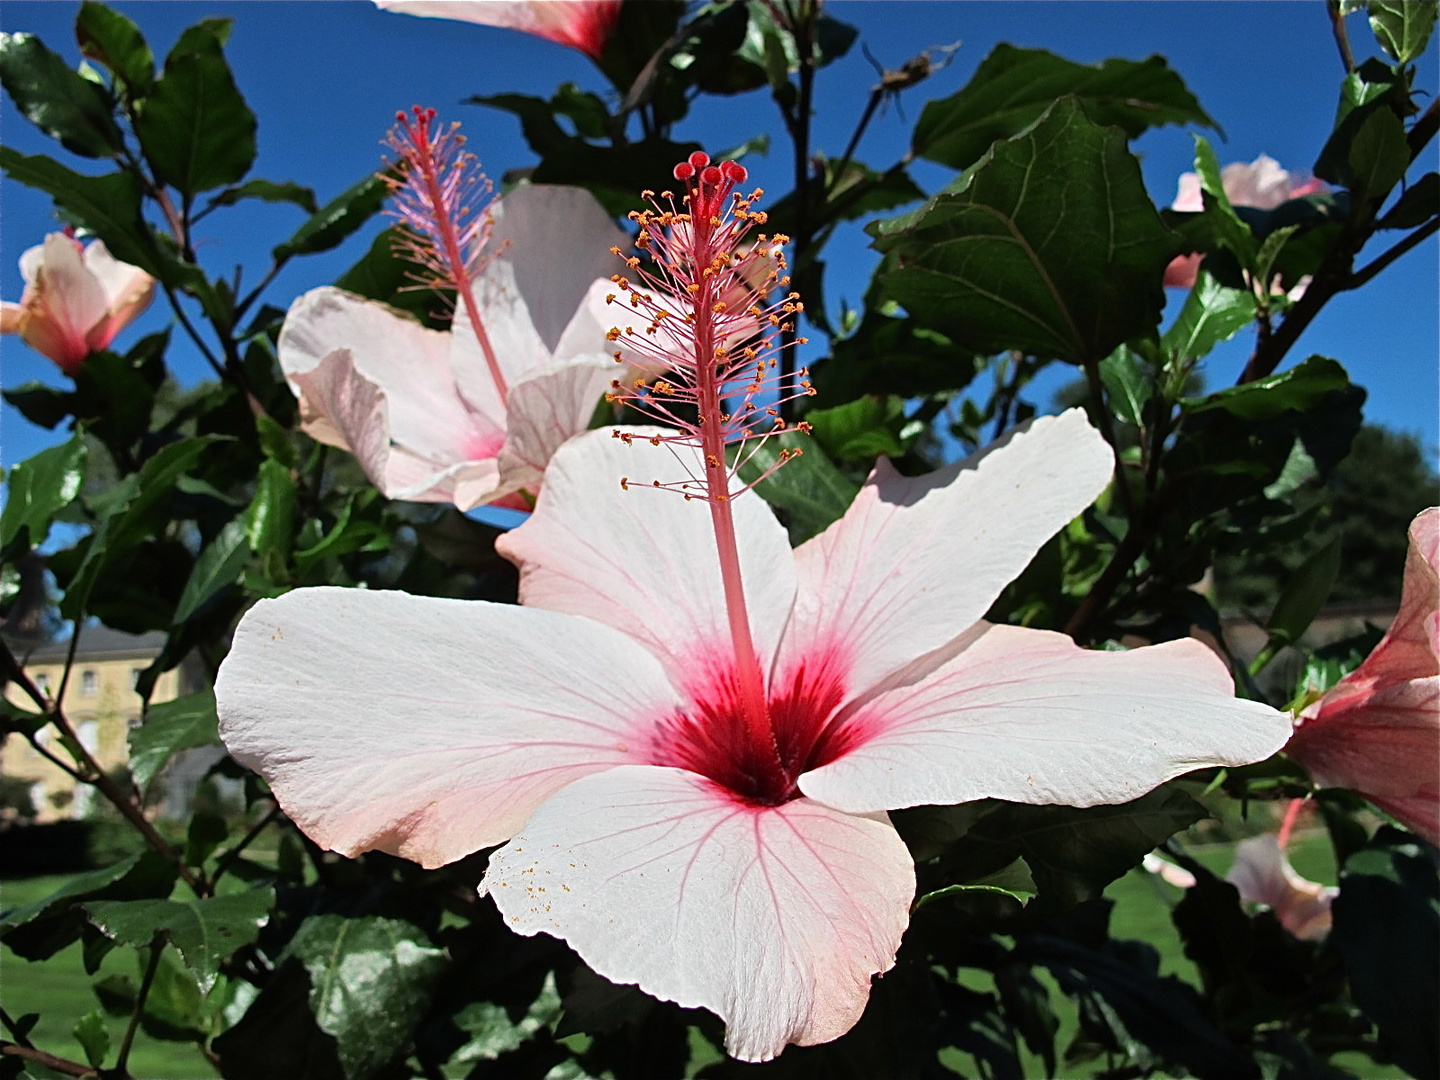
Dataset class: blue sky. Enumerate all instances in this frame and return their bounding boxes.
[2,0,1436,472]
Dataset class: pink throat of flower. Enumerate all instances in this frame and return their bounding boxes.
[649,654,862,806]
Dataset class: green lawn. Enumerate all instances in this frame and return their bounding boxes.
[1,875,219,1079]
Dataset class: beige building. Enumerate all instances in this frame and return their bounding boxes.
[2,626,195,821]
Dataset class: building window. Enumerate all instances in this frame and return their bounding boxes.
[80,670,98,696]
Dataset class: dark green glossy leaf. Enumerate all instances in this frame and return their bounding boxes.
[75,2,153,96]
[1097,346,1151,428]
[1377,171,1438,228]
[134,39,256,196]
[0,852,177,960]
[1161,271,1257,365]
[128,687,220,793]
[1265,536,1342,645]
[331,227,445,327]
[1347,105,1409,205]
[1368,0,1437,63]
[62,435,225,619]
[2,381,73,429]
[0,31,123,157]
[173,520,250,624]
[735,431,858,543]
[913,44,1215,170]
[1316,57,1404,187]
[73,1009,110,1068]
[876,98,1179,365]
[1190,134,1259,266]
[1332,828,1440,1080]
[1183,355,1350,420]
[818,303,980,402]
[168,17,231,58]
[92,948,207,1041]
[1,433,86,559]
[0,148,157,275]
[85,887,273,993]
[452,974,563,1065]
[287,914,446,1080]
[244,458,297,559]
[204,178,319,215]
[273,173,389,261]
[806,395,908,462]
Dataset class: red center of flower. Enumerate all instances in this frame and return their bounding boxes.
[648,655,864,806]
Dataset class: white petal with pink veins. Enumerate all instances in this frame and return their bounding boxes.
[278,287,503,469]
[482,766,914,1062]
[452,184,626,413]
[800,624,1289,814]
[498,358,614,494]
[775,409,1112,701]
[217,587,680,869]
[499,429,796,694]
[34,233,109,341]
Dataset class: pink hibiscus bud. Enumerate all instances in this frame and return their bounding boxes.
[373,0,622,60]
[1,231,155,376]
[1163,154,1329,291]
[277,110,627,509]
[1286,508,1440,844]
[1227,834,1337,941]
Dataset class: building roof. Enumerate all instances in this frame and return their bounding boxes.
[12,626,168,664]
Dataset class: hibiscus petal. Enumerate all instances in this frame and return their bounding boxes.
[799,624,1290,813]
[216,587,679,868]
[497,358,614,494]
[482,765,914,1062]
[498,428,796,694]
[452,184,625,412]
[776,409,1112,700]
[1227,835,1335,941]
[279,286,503,467]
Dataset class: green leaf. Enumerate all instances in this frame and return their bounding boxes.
[1160,271,1258,366]
[75,2,154,96]
[133,39,257,196]
[1332,828,1439,1080]
[1368,0,1438,63]
[1347,105,1410,205]
[62,436,224,619]
[1183,355,1351,420]
[244,459,297,559]
[203,178,319,215]
[85,887,274,993]
[1316,57,1404,186]
[807,396,907,462]
[452,973,563,1065]
[1189,134,1259,267]
[272,173,390,261]
[287,914,446,1080]
[913,44,1215,170]
[128,687,219,793]
[876,98,1179,365]
[1,433,86,559]
[1097,346,1152,427]
[3,381,73,429]
[92,948,207,1041]
[171,520,250,625]
[734,431,858,543]
[0,148,158,275]
[331,227,444,326]
[73,1009,110,1068]
[1265,536,1342,645]
[0,31,124,157]
[0,852,177,961]
[168,17,232,58]
[1377,172,1438,229]
[818,302,980,402]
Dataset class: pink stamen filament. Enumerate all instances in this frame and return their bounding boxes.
[610,152,817,796]
[388,108,508,406]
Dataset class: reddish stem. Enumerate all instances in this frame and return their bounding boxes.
[1277,797,1306,850]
